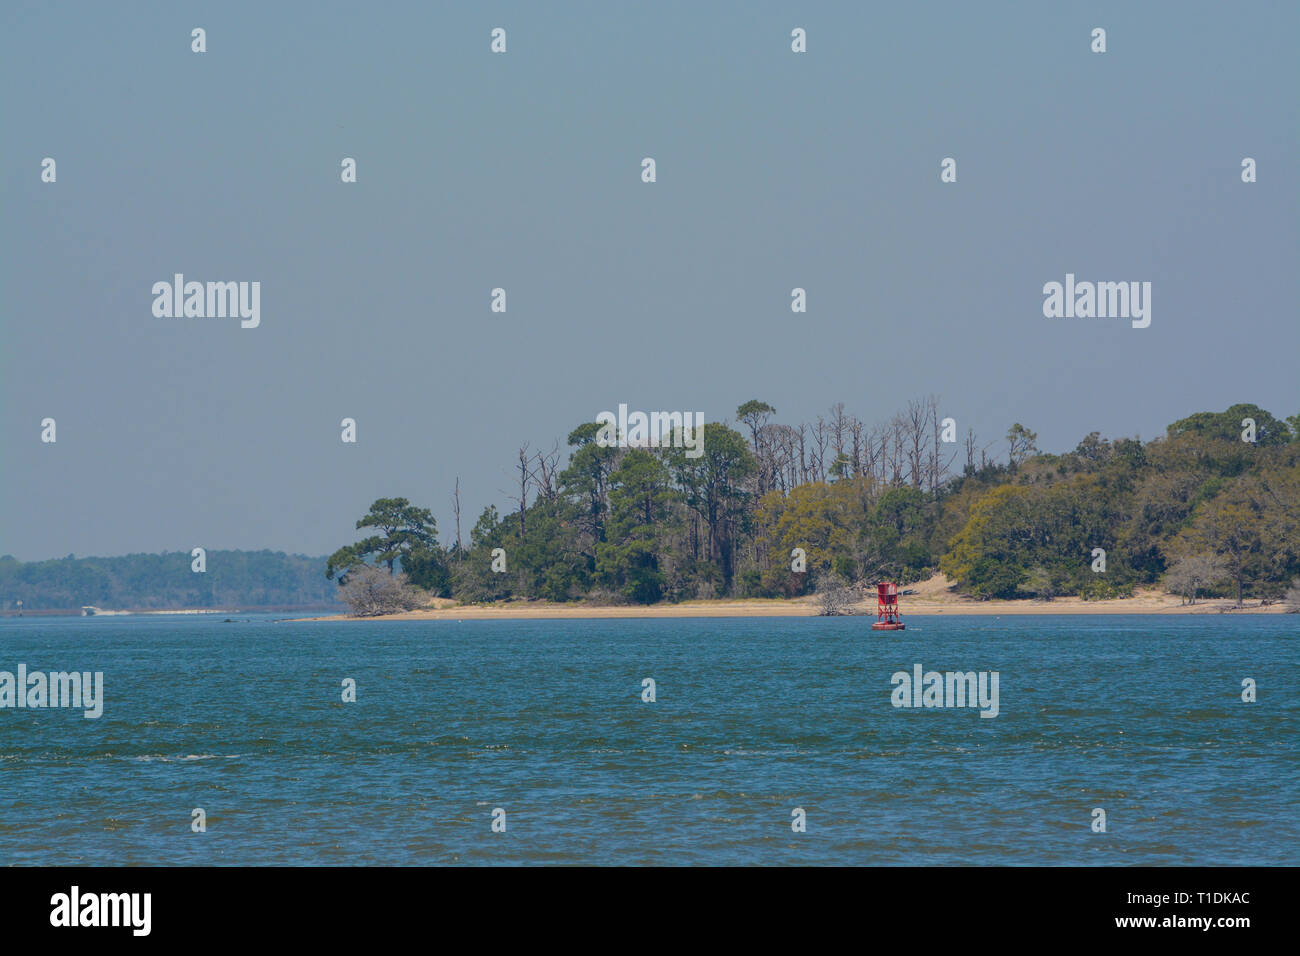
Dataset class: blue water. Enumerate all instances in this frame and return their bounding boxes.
[0,614,1295,865]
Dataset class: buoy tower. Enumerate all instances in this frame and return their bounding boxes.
[872,581,905,631]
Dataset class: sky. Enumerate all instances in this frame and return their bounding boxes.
[2,1,1297,561]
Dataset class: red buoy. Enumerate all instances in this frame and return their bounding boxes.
[872,581,905,631]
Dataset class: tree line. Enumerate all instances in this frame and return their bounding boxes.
[327,401,1300,613]
[1,550,339,611]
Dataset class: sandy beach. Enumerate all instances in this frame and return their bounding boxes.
[292,574,1293,622]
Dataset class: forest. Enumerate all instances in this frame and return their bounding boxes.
[0,550,338,611]
[326,401,1300,609]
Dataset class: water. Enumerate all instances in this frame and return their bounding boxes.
[0,614,1295,865]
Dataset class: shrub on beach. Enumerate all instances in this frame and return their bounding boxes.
[338,565,427,617]
[1285,579,1300,613]
[816,575,855,616]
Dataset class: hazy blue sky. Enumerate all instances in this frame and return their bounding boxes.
[2,1,1297,561]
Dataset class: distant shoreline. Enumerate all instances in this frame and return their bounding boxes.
[0,605,338,619]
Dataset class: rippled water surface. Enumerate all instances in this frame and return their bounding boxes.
[0,614,1295,865]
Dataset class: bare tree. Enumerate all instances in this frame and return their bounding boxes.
[868,423,890,486]
[504,444,533,538]
[1164,554,1228,605]
[811,418,829,484]
[850,416,865,479]
[452,477,463,558]
[886,414,907,487]
[903,399,931,488]
[926,399,941,492]
[966,427,995,471]
[796,423,810,485]
[925,396,959,493]
[767,424,797,494]
[533,442,561,503]
[830,402,848,473]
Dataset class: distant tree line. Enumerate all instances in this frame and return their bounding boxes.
[0,550,339,611]
[327,401,1300,610]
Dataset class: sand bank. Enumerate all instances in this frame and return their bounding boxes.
[291,574,1292,622]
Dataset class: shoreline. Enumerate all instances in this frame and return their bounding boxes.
[289,580,1292,622]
